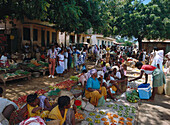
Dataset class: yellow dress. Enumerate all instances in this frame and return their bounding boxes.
[85,87,107,106]
[27,104,40,117]
[48,105,68,125]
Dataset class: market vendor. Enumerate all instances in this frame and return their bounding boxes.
[0,87,18,125]
[17,93,52,122]
[85,69,107,107]
[129,62,166,101]
[48,96,75,125]
[103,73,122,100]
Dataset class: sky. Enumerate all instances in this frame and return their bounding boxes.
[142,0,151,4]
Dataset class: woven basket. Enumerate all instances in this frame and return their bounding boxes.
[46,119,60,125]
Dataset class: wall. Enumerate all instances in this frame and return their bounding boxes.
[142,42,170,54]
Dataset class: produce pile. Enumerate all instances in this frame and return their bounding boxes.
[55,80,76,90]
[126,90,140,103]
[12,95,27,107]
[84,102,137,125]
[27,61,48,70]
[70,76,79,81]
[3,70,30,79]
[0,65,18,72]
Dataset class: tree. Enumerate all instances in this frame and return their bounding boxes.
[0,0,49,21]
[101,0,170,50]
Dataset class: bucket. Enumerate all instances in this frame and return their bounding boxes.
[75,100,82,110]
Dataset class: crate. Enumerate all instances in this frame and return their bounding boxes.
[138,83,152,99]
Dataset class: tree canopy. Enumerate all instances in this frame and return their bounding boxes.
[98,0,170,50]
[0,0,169,48]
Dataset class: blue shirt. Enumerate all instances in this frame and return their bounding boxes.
[86,77,100,90]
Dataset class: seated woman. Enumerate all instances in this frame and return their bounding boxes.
[129,62,166,101]
[17,93,52,122]
[48,96,75,125]
[85,69,107,107]
[0,87,18,125]
[103,73,122,100]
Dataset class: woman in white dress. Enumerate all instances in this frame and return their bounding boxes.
[56,49,65,76]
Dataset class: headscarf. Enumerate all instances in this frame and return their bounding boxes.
[90,69,97,76]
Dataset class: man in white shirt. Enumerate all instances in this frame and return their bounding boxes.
[0,87,18,125]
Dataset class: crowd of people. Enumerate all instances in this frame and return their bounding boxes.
[0,42,169,125]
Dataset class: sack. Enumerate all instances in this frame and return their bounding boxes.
[97,96,105,107]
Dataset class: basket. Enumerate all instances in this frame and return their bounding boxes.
[75,109,86,123]
[32,72,40,77]
[45,119,60,125]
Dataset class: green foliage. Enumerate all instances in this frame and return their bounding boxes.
[99,0,170,49]
[0,0,49,21]
[123,41,133,46]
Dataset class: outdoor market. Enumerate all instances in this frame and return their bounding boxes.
[0,0,170,125]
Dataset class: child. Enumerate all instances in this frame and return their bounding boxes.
[79,69,88,88]
[76,53,83,71]
[48,96,75,125]
[103,73,121,100]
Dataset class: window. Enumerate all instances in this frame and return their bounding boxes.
[47,31,50,47]
[41,30,45,47]
[82,37,84,42]
[52,32,56,43]
[23,27,30,40]
[87,39,90,43]
[33,29,38,41]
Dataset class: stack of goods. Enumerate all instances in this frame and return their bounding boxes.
[85,102,137,125]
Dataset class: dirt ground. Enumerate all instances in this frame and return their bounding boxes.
[0,61,170,125]
[0,61,96,100]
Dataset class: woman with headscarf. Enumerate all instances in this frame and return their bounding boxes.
[85,69,107,107]
[151,50,164,71]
